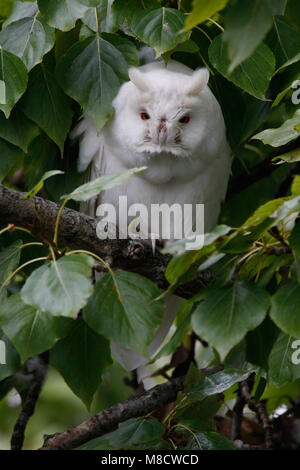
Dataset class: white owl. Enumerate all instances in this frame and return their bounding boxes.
[72,60,231,386]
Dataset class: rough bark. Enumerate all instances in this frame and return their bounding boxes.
[0,184,214,297]
[40,376,185,450]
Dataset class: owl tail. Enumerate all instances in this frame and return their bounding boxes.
[110,294,182,390]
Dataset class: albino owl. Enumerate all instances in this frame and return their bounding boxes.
[72,60,231,386]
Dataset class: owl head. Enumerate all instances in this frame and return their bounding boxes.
[106,61,221,168]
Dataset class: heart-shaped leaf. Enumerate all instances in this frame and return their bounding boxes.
[0,294,73,362]
[56,33,138,130]
[79,417,164,450]
[50,317,112,409]
[131,7,190,58]
[83,270,163,356]
[0,16,55,71]
[21,254,94,318]
[192,282,270,361]
[270,282,300,338]
[209,35,275,100]
[20,64,74,153]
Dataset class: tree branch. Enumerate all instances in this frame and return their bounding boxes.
[11,355,48,450]
[40,376,185,450]
[234,373,273,449]
[0,184,213,298]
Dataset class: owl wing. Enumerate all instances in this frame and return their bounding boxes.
[71,115,106,217]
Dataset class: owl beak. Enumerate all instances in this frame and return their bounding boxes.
[158,119,167,146]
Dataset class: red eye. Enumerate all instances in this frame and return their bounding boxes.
[141,112,150,120]
[179,115,190,124]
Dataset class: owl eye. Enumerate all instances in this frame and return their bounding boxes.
[140,112,150,120]
[179,115,190,124]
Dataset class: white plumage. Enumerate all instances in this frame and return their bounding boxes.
[72,60,231,384]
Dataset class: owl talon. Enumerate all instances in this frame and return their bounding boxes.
[126,240,146,260]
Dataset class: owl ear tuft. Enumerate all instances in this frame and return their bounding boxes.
[186,68,209,95]
[128,67,150,92]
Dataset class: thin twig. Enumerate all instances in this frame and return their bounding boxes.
[11,355,48,450]
[234,373,273,449]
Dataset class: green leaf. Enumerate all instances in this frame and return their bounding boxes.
[192,282,270,361]
[79,417,164,450]
[186,431,235,450]
[184,0,228,31]
[165,250,203,286]
[271,195,300,226]
[267,17,300,71]
[0,328,21,381]
[56,34,138,130]
[111,0,159,33]
[0,294,73,362]
[272,148,300,165]
[23,134,59,189]
[0,16,55,71]
[291,176,300,196]
[37,0,90,31]
[131,7,190,58]
[50,317,112,409]
[61,166,146,201]
[0,137,23,183]
[21,254,94,318]
[187,368,251,400]
[242,197,286,229]
[270,283,300,339]
[272,62,300,107]
[0,108,38,152]
[3,1,38,28]
[223,0,274,73]
[154,300,193,360]
[20,64,74,153]
[83,270,163,356]
[109,417,165,448]
[209,35,275,100]
[82,0,117,33]
[245,316,280,370]
[24,170,64,199]
[253,109,300,147]
[164,225,231,256]
[175,394,220,430]
[0,240,22,286]
[268,332,300,386]
[289,222,300,258]
[0,48,28,118]
[163,225,231,286]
